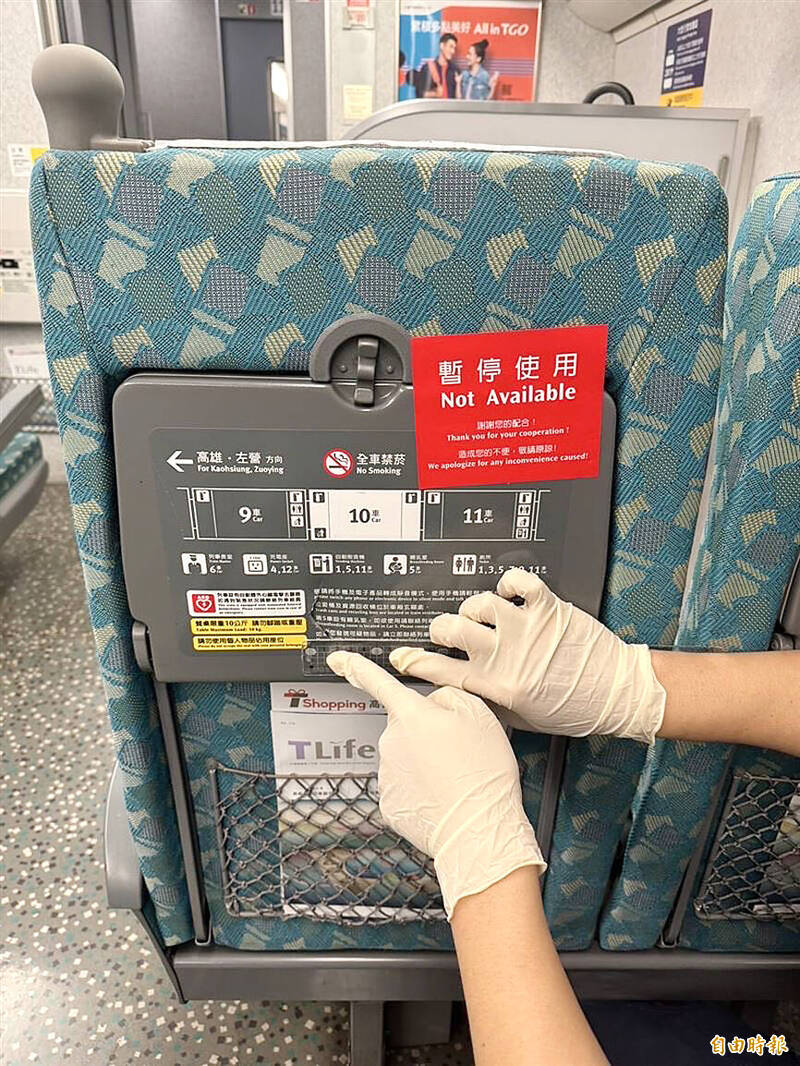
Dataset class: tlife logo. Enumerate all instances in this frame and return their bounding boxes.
[283,688,309,708]
[286,737,376,762]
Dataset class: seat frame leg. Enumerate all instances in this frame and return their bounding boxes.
[385,1000,453,1048]
[350,1000,385,1066]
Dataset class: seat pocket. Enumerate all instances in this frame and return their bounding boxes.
[693,772,800,923]
[210,764,445,924]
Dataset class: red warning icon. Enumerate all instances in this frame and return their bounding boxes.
[191,592,217,614]
[323,449,353,478]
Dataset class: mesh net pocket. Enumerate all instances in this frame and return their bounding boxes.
[694,772,800,922]
[210,766,445,924]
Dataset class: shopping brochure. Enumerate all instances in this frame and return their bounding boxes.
[268,681,443,921]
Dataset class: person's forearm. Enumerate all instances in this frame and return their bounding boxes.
[451,867,608,1066]
[651,650,800,756]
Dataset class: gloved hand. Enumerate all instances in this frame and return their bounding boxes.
[388,568,666,745]
[327,650,545,919]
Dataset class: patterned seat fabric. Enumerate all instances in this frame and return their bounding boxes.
[31,145,726,949]
[599,173,800,952]
[0,432,43,498]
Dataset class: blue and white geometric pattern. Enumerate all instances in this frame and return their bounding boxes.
[31,144,727,948]
[599,173,800,952]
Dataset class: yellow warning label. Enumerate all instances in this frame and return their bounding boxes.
[660,86,703,108]
[193,633,309,652]
[191,617,307,635]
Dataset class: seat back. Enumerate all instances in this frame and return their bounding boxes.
[541,181,730,950]
[31,143,726,949]
[599,173,800,952]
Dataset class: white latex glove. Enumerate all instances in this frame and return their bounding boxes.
[388,568,666,745]
[327,650,545,919]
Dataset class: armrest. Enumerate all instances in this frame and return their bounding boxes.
[104,761,145,910]
[0,458,48,547]
[0,382,44,454]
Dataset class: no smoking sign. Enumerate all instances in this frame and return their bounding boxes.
[323,449,353,478]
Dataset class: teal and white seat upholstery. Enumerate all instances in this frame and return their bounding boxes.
[599,173,800,952]
[31,144,726,950]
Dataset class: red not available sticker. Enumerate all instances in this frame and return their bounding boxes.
[411,325,608,490]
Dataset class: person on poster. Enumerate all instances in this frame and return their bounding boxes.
[398,49,417,102]
[418,32,458,99]
[456,39,499,101]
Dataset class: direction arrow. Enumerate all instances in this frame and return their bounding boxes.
[167,449,193,472]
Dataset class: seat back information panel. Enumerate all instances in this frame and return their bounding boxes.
[113,374,615,682]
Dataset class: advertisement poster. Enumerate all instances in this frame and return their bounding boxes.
[660,9,712,108]
[398,0,541,104]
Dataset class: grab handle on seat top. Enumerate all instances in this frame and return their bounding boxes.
[32,43,152,152]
